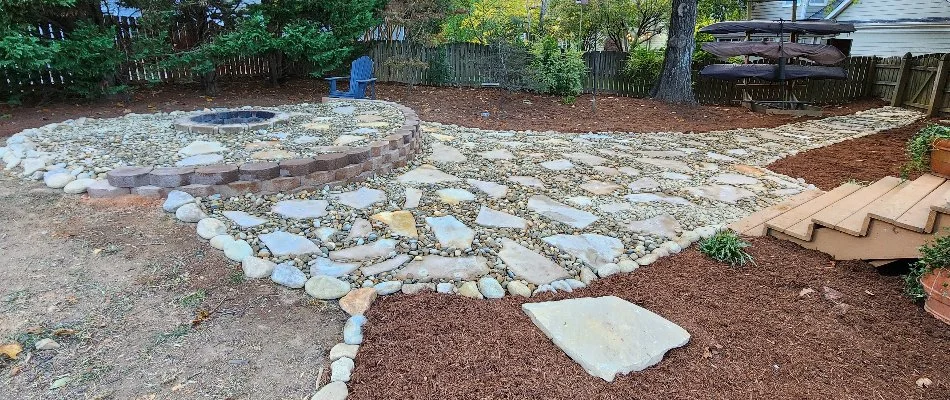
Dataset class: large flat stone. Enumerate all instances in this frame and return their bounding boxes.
[396,164,459,184]
[176,154,224,167]
[371,211,418,238]
[360,254,411,276]
[435,188,476,204]
[522,296,690,381]
[711,173,759,185]
[425,215,475,249]
[625,214,682,240]
[428,142,467,163]
[329,239,397,261]
[508,176,545,188]
[178,140,225,156]
[542,234,623,270]
[540,159,574,171]
[334,187,387,209]
[467,179,508,199]
[394,256,489,280]
[475,206,527,229]
[527,195,599,229]
[479,149,515,160]
[271,199,329,219]
[498,238,568,285]
[634,157,693,173]
[580,180,621,195]
[563,152,607,166]
[625,192,693,206]
[685,184,756,204]
[310,257,359,277]
[259,231,321,256]
[221,210,268,228]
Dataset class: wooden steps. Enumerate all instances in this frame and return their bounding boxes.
[731,174,950,261]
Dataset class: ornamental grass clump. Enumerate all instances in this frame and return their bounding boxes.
[902,124,950,177]
[699,230,755,267]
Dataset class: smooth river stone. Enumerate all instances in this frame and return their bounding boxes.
[329,239,397,261]
[625,214,682,240]
[579,180,622,195]
[542,233,623,270]
[522,296,690,382]
[221,211,268,229]
[685,184,756,204]
[272,199,329,219]
[334,187,387,209]
[178,140,225,156]
[259,231,321,256]
[425,216,475,249]
[436,188,476,204]
[527,195,599,229]
[176,154,224,167]
[396,164,459,184]
[479,149,515,160]
[498,238,569,285]
[475,206,527,229]
[371,211,418,238]
[563,152,607,166]
[428,142,467,163]
[310,257,359,277]
[540,159,574,171]
[711,173,759,185]
[394,255,490,281]
[467,179,508,198]
[634,157,693,173]
[360,254,411,276]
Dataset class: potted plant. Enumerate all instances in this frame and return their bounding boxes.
[905,235,950,325]
[903,124,950,178]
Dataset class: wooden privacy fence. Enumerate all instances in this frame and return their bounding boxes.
[874,52,950,117]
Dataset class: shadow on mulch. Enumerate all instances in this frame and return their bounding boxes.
[767,117,943,190]
[350,237,950,400]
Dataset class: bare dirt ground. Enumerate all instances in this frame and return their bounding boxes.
[0,175,345,399]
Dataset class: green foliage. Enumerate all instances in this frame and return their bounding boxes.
[53,22,125,98]
[621,46,664,83]
[530,36,587,97]
[699,230,755,267]
[547,0,669,52]
[442,0,532,44]
[426,46,454,85]
[905,234,950,300]
[902,124,950,177]
[477,40,534,91]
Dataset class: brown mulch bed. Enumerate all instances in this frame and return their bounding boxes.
[767,118,940,190]
[349,237,950,400]
[1,77,885,138]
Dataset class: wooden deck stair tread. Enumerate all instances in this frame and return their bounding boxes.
[835,181,910,236]
[867,174,946,224]
[765,183,862,235]
[893,179,950,233]
[728,190,824,236]
[811,177,904,229]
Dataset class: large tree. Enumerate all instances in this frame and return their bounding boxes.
[652,0,698,104]
[548,0,668,52]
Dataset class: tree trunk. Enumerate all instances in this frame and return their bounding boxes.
[652,0,698,105]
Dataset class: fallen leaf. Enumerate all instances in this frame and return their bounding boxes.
[0,343,23,359]
[917,377,933,388]
[191,309,210,327]
[53,328,77,337]
[65,295,78,304]
[93,248,103,255]
[9,365,23,377]
[26,326,44,334]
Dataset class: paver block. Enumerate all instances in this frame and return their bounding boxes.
[107,166,153,188]
[346,147,372,164]
[192,164,239,185]
[239,162,279,181]
[132,185,168,198]
[279,158,317,177]
[314,153,350,171]
[87,180,131,198]
[178,184,215,197]
[261,177,300,192]
[149,166,194,188]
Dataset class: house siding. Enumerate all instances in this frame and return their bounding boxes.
[836,0,950,23]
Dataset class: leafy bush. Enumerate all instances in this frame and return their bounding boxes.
[904,234,950,300]
[53,22,125,98]
[426,46,453,85]
[699,230,755,267]
[620,46,664,84]
[530,36,587,97]
[902,124,950,177]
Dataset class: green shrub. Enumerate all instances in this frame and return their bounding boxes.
[53,22,126,99]
[902,124,950,177]
[904,234,950,300]
[620,46,664,84]
[699,230,755,267]
[426,46,453,85]
[530,36,587,97]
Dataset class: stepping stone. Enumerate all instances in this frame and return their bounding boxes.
[541,159,574,171]
[711,173,759,185]
[475,206,527,229]
[436,188,476,204]
[522,296,690,381]
[501,141,527,147]
[344,219,373,240]
[361,254,411,276]
[618,167,640,176]
[697,162,720,172]
[315,227,337,242]
[706,152,738,162]
[625,214,682,240]
[293,135,321,144]
[178,140,225,156]
[732,165,766,177]
[176,154,224,167]
[245,141,279,151]
[404,188,423,209]
[467,179,508,199]
[660,172,691,181]
[566,196,593,207]
[251,149,296,160]
[563,152,607,166]
[580,180,621,195]
[333,135,366,146]
[635,150,686,158]
[334,187,387,209]
[542,234,623,270]
[371,211,418,238]
[222,210,268,228]
[727,148,749,156]
[598,202,633,214]
[685,184,756,204]
[397,164,460,184]
[429,133,455,141]
[625,193,693,206]
[394,255,490,280]
[634,158,692,173]
[357,121,388,128]
[498,238,569,285]
[349,127,378,135]
[302,123,330,131]
[593,166,620,176]
[628,177,661,192]
[479,149,515,160]
[528,195,599,229]
[332,105,356,115]
[329,239,398,261]
[356,114,385,122]
[310,257,359,277]
[428,143,467,163]
[508,176,545,188]
[259,231,321,256]
[425,216,475,249]
[272,200,329,219]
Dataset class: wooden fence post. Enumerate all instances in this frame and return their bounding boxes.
[864,56,877,97]
[891,52,913,107]
[927,53,950,117]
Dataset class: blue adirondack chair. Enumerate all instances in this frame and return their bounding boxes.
[326,56,377,99]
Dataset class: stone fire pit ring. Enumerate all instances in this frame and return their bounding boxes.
[173,109,292,134]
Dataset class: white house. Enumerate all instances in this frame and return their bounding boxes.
[748,0,950,56]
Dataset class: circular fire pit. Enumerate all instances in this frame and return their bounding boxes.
[174,109,291,134]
